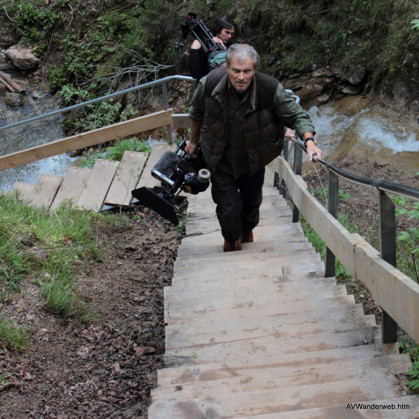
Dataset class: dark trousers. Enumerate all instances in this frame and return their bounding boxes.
[211,168,265,242]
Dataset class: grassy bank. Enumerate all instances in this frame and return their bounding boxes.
[0,192,129,349]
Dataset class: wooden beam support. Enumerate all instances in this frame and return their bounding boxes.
[0,109,173,171]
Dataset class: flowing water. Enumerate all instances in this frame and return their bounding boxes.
[0,93,74,191]
[307,97,419,175]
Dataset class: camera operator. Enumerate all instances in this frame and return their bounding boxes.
[189,16,235,82]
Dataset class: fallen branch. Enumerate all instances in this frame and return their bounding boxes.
[0,71,24,93]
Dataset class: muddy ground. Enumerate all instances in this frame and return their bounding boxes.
[0,154,417,418]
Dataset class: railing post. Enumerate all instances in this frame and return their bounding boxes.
[278,141,289,198]
[379,190,398,343]
[292,144,302,223]
[161,82,173,144]
[325,172,338,277]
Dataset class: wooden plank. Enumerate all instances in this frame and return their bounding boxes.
[14,175,62,209]
[165,304,375,349]
[134,144,173,189]
[150,373,400,416]
[235,395,419,419]
[49,167,91,210]
[0,109,173,171]
[150,393,418,419]
[165,293,355,326]
[172,113,191,129]
[13,182,36,204]
[105,151,148,207]
[277,156,419,344]
[157,350,407,388]
[354,237,419,344]
[153,354,408,399]
[76,159,119,211]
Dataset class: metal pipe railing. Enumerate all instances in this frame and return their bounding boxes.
[282,136,419,344]
[0,75,195,132]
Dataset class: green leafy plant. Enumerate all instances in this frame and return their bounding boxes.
[407,361,419,392]
[411,19,419,30]
[394,197,419,282]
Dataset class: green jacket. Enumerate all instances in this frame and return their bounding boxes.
[189,66,315,174]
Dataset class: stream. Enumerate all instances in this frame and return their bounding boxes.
[0,92,74,191]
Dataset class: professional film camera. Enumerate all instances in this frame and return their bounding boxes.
[180,12,227,70]
[131,141,210,225]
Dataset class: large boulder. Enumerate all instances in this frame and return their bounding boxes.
[5,46,39,70]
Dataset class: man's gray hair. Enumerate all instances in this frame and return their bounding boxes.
[226,44,260,68]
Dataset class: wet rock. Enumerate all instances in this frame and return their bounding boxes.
[342,85,362,95]
[348,66,366,85]
[0,49,16,71]
[4,91,24,107]
[5,46,40,70]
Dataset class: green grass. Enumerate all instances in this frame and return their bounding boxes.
[0,318,29,351]
[0,193,129,322]
[80,138,152,168]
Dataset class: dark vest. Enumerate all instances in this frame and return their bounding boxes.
[200,66,285,173]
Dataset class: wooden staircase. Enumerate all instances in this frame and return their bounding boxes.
[148,182,419,418]
[12,145,172,211]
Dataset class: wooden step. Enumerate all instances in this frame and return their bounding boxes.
[171,266,330,289]
[133,144,173,189]
[76,159,118,211]
[157,349,406,388]
[165,304,376,349]
[14,174,62,209]
[165,326,381,367]
[105,150,148,207]
[165,294,356,325]
[177,240,314,261]
[153,354,409,400]
[165,280,347,316]
[181,222,307,246]
[235,395,419,418]
[50,166,90,210]
[173,259,326,288]
[149,375,406,418]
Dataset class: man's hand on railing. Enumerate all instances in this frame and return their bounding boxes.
[306,140,323,162]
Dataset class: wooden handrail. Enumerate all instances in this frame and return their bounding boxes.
[0,109,173,171]
[275,155,419,344]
